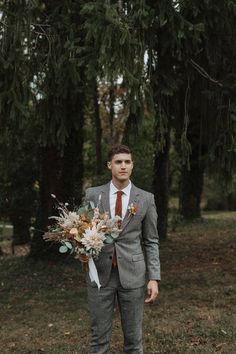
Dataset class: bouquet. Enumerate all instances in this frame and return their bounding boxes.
[43,195,121,288]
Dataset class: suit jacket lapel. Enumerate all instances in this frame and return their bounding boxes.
[98,182,140,233]
[120,184,140,235]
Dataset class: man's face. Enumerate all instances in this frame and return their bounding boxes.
[107,153,133,182]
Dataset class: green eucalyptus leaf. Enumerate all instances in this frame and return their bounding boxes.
[89,201,95,209]
[78,206,86,214]
[110,232,119,239]
[104,235,114,244]
[59,245,68,253]
[64,241,73,249]
[87,210,94,219]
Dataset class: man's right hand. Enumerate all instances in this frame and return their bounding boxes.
[79,254,90,263]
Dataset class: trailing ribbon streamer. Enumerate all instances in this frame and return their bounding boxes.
[88,258,101,289]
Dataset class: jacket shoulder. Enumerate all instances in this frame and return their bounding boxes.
[86,184,107,193]
[134,186,154,200]
[85,184,108,198]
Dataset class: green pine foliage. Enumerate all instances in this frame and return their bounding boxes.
[1,0,236,247]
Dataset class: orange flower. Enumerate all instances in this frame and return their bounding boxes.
[69,227,78,236]
[128,203,138,216]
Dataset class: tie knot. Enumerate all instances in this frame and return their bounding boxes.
[117,191,123,197]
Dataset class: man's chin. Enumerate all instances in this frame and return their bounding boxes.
[117,176,130,182]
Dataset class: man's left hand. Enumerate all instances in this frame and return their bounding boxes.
[145,280,159,304]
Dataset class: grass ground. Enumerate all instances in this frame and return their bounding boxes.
[0,211,236,354]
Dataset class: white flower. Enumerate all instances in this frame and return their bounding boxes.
[103,212,109,221]
[114,215,122,222]
[92,207,100,220]
[69,227,78,235]
[49,210,81,229]
[81,226,106,254]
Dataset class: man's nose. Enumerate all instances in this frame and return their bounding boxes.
[121,162,126,168]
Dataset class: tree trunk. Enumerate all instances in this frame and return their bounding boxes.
[62,93,85,206]
[179,159,204,219]
[30,91,85,259]
[30,146,63,258]
[109,85,115,143]
[11,213,31,245]
[150,16,173,240]
[178,75,206,219]
[179,105,205,219]
[93,81,102,175]
[153,128,170,240]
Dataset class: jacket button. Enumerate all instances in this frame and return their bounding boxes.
[109,256,112,259]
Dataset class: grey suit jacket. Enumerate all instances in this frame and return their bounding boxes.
[85,182,161,289]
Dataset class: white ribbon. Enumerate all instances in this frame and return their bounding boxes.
[88,258,101,289]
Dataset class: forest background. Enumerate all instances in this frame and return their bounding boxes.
[1,1,236,353]
[0,0,236,254]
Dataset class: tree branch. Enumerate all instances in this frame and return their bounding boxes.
[189,59,223,87]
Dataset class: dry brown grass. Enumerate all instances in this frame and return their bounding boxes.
[0,211,236,353]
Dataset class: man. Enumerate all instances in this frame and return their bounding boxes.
[83,144,161,354]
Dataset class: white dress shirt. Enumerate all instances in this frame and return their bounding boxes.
[109,181,131,219]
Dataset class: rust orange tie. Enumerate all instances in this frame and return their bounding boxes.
[112,191,123,267]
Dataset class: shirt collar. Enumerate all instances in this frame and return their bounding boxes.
[110,181,132,196]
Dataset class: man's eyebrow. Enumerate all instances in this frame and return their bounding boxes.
[114,159,132,163]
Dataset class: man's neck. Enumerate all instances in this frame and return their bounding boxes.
[111,179,130,190]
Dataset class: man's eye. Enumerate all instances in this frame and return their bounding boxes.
[114,160,131,164]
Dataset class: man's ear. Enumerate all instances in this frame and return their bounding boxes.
[107,161,111,170]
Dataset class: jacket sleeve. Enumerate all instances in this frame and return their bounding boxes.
[142,193,161,281]
[84,187,98,207]
[84,188,91,204]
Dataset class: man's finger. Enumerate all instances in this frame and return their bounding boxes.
[145,295,155,303]
[145,289,158,303]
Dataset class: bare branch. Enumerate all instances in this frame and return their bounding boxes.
[189,59,223,87]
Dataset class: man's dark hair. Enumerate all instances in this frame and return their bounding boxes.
[107,144,132,161]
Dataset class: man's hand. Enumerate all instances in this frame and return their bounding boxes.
[145,280,159,304]
[79,254,90,263]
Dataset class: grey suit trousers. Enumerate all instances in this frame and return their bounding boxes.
[87,267,145,354]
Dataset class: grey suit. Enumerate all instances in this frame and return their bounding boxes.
[85,182,161,354]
